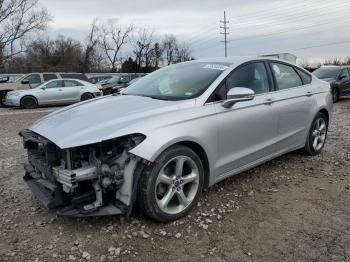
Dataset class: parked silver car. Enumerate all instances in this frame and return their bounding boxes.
[20,57,332,221]
[4,79,102,108]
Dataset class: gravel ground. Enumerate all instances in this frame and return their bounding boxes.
[0,101,350,262]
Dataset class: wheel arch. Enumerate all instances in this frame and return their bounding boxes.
[318,108,330,126]
[20,95,38,105]
[173,140,210,190]
[81,92,94,100]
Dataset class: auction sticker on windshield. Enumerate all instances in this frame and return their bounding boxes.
[203,64,229,71]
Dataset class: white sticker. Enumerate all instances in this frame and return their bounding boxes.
[203,64,229,71]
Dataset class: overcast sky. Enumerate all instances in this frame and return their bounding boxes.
[40,0,350,62]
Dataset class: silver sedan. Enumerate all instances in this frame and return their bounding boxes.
[4,78,102,108]
[21,57,332,221]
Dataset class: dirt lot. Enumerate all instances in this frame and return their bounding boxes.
[0,101,350,262]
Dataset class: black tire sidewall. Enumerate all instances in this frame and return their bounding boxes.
[139,145,204,222]
[21,96,37,109]
[305,112,328,155]
[332,87,339,103]
[81,93,94,101]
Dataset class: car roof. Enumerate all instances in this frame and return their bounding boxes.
[47,78,91,84]
[185,56,295,66]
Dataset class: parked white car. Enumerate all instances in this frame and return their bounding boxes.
[3,79,103,108]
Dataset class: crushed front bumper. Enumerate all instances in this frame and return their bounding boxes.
[24,163,124,217]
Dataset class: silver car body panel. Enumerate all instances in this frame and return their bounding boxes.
[27,56,333,193]
[4,79,102,107]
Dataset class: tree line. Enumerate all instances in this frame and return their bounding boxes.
[0,0,193,74]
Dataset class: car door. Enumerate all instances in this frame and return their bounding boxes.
[37,80,64,104]
[62,80,84,102]
[339,68,350,95]
[212,61,279,177]
[268,62,314,152]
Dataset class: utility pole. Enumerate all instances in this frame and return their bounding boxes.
[220,11,229,57]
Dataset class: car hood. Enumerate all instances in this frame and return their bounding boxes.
[29,95,195,149]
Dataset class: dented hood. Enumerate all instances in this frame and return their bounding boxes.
[29,95,194,149]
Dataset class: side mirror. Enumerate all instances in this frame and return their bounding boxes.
[21,80,29,85]
[338,75,346,80]
[41,87,46,90]
[222,87,255,108]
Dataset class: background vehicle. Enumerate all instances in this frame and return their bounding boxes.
[88,75,113,84]
[0,72,89,107]
[313,65,350,102]
[4,78,102,109]
[21,57,332,222]
[0,74,24,83]
[100,75,129,95]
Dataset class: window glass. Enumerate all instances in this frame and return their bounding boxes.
[213,82,227,101]
[60,73,88,81]
[45,80,63,89]
[339,68,349,78]
[271,63,302,90]
[226,62,269,94]
[24,74,41,84]
[43,74,57,81]
[124,62,230,100]
[64,80,83,87]
[296,68,312,85]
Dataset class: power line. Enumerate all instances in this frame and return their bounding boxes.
[220,11,229,57]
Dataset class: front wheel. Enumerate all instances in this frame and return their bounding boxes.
[303,112,328,155]
[138,145,204,222]
[332,87,339,103]
[81,93,94,101]
[21,96,38,109]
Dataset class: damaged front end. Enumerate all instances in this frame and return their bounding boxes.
[20,129,146,217]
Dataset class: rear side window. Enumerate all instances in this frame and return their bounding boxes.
[296,68,312,85]
[24,74,41,84]
[45,80,63,89]
[60,73,88,81]
[271,63,302,90]
[64,80,83,87]
[43,74,57,81]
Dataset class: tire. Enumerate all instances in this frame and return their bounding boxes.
[81,93,94,101]
[303,112,328,155]
[0,92,6,107]
[20,96,38,109]
[104,88,113,95]
[138,145,204,222]
[332,87,339,103]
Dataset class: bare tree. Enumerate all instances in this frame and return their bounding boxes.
[98,20,133,72]
[0,0,51,68]
[132,28,154,71]
[162,34,177,65]
[175,42,191,63]
[80,19,100,73]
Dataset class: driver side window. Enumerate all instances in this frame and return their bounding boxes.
[227,62,270,95]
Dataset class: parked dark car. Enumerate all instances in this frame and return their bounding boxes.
[88,75,113,84]
[313,66,350,102]
[100,75,129,95]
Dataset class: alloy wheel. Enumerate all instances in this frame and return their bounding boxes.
[155,156,199,214]
[311,117,327,151]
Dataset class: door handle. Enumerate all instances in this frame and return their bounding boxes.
[58,89,63,91]
[306,91,312,97]
[264,98,274,105]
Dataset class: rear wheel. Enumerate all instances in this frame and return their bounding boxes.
[0,92,6,107]
[20,96,38,109]
[138,145,204,222]
[81,93,94,101]
[332,87,339,103]
[303,112,328,155]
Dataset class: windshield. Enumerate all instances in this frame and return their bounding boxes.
[313,67,340,79]
[124,62,230,100]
